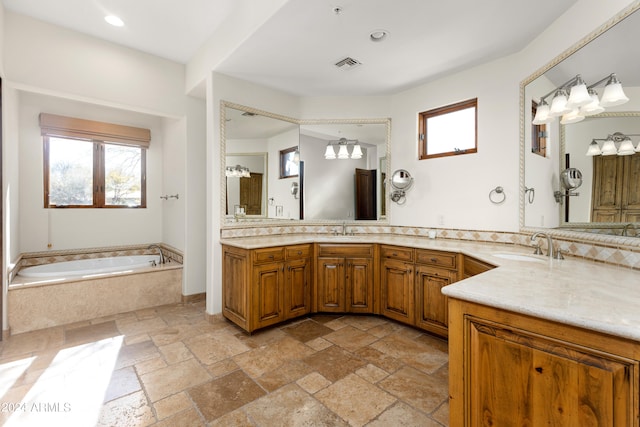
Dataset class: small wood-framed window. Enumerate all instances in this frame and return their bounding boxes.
[40,113,150,208]
[279,146,299,179]
[531,101,547,157]
[419,98,478,160]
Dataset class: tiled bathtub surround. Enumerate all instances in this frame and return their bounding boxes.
[13,243,183,275]
[220,225,640,270]
[8,244,184,335]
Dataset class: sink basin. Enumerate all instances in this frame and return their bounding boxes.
[491,253,546,263]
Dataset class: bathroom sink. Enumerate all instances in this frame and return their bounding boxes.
[491,253,546,263]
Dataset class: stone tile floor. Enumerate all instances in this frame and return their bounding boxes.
[0,301,449,426]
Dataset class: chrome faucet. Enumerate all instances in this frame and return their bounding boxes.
[342,221,347,236]
[622,223,637,237]
[147,244,165,264]
[530,232,562,259]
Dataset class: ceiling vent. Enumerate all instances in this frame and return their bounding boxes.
[334,57,362,70]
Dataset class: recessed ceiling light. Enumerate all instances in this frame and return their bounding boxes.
[369,29,388,42]
[105,15,124,27]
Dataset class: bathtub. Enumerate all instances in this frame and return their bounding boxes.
[18,255,161,278]
[9,253,182,334]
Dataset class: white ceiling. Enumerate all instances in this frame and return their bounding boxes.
[2,0,582,97]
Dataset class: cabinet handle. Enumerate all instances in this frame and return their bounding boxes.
[268,255,274,259]
[297,251,302,255]
[392,252,398,256]
[430,257,438,262]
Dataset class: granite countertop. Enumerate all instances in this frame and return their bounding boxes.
[220,234,640,342]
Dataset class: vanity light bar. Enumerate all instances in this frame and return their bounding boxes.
[586,132,640,156]
[533,73,629,125]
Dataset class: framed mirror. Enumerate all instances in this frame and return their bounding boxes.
[221,101,391,226]
[521,4,640,238]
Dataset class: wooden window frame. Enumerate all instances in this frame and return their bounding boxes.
[418,98,478,160]
[41,113,149,209]
[279,146,299,179]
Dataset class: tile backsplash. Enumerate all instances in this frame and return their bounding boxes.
[221,224,640,270]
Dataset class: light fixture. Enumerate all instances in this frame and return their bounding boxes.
[324,144,336,159]
[225,164,250,177]
[585,140,602,156]
[351,143,363,159]
[600,74,629,107]
[369,29,389,42]
[560,109,584,125]
[324,138,365,160]
[586,132,640,157]
[105,15,124,27]
[533,73,629,125]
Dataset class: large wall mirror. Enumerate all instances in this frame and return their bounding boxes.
[222,101,391,226]
[522,4,640,238]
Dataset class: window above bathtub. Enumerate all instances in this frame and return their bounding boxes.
[40,113,150,208]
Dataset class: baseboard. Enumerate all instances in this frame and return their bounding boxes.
[206,312,224,323]
[181,292,205,303]
[2,328,11,340]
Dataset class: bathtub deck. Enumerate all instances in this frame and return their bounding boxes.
[8,266,182,334]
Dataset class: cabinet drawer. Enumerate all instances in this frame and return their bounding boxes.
[253,247,285,263]
[415,249,457,270]
[317,244,373,258]
[286,244,311,260]
[380,245,414,262]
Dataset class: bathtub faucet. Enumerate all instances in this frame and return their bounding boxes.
[147,244,165,264]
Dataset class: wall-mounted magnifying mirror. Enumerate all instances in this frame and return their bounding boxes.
[390,169,413,204]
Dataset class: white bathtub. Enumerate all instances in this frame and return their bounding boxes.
[18,255,161,278]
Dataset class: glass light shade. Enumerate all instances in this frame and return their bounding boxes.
[617,138,636,156]
[566,77,591,108]
[560,109,584,125]
[579,89,604,116]
[636,141,640,153]
[549,90,571,117]
[324,144,336,159]
[600,138,618,156]
[337,144,350,159]
[585,140,602,156]
[351,144,363,159]
[600,75,629,107]
[532,101,552,124]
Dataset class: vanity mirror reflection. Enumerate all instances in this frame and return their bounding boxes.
[222,101,391,225]
[522,5,640,237]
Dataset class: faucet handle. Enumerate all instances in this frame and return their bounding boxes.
[532,244,543,255]
[553,247,565,260]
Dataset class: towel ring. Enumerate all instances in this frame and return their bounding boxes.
[489,186,506,204]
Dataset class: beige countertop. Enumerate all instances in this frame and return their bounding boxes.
[221,234,640,342]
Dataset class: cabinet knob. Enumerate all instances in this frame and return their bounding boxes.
[392,252,398,256]
[269,255,274,259]
[430,257,438,262]
[297,251,302,255]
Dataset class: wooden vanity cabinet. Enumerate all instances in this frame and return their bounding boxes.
[380,245,460,337]
[414,250,459,337]
[462,255,495,279]
[449,299,640,426]
[380,246,415,325]
[222,244,312,333]
[315,244,376,313]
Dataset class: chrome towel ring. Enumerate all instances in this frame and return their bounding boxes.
[489,186,506,204]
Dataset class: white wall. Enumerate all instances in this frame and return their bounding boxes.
[4,12,185,118]
[162,117,186,250]
[267,128,300,219]
[18,92,164,252]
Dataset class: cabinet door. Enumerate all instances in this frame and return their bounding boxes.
[252,262,284,329]
[346,257,373,313]
[623,154,640,211]
[316,257,345,312]
[415,265,456,337]
[380,258,414,325]
[284,258,311,319]
[467,319,636,427]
